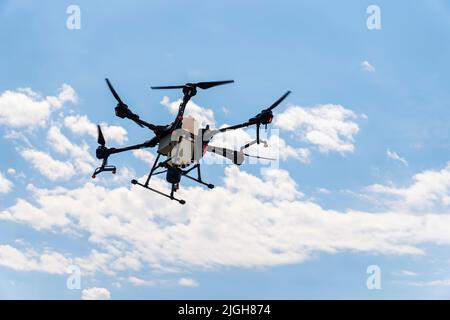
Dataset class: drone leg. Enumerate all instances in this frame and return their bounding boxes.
[144,153,161,187]
[182,164,214,189]
[170,184,176,198]
[197,165,202,181]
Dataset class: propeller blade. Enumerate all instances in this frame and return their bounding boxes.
[151,85,185,90]
[151,80,234,90]
[266,91,291,111]
[207,145,244,165]
[97,125,106,146]
[196,80,234,90]
[105,78,124,104]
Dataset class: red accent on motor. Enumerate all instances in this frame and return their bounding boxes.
[177,116,183,121]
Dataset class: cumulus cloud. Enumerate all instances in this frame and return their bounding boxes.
[47,126,96,174]
[19,148,75,181]
[132,149,156,166]
[81,287,111,300]
[387,149,408,166]
[368,162,450,212]
[274,104,361,154]
[0,171,13,194]
[361,60,376,72]
[0,84,77,128]
[0,244,70,274]
[2,164,450,274]
[64,115,128,145]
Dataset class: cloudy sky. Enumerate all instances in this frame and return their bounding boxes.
[1,0,450,299]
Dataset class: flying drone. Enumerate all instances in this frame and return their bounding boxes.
[93,78,291,204]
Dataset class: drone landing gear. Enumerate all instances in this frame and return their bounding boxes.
[92,163,116,179]
[131,179,185,205]
[130,153,187,205]
[181,164,214,189]
[130,155,215,204]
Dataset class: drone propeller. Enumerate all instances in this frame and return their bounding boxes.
[105,78,146,128]
[97,125,106,147]
[266,90,291,111]
[105,78,125,105]
[93,125,116,179]
[249,91,291,144]
[151,80,234,91]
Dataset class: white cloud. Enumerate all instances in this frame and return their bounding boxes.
[47,126,96,174]
[270,135,310,163]
[178,278,198,287]
[0,85,77,128]
[361,60,376,72]
[161,96,215,128]
[0,245,70,274]
[7,168,16,175]
[64,115,128,145]
[132,149,156,166]
[387,149,408,166]
[2,164,450,273]
[274,104,361,154]
[368,162,450,212]
[0,171,13,194]
[128,276,155,287]
[19,148,75,181]
[0,197,72,230]
[81,287,111,300]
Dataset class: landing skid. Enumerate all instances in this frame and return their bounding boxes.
[181,164,215,189]
[131,179,186,205]
[130,154,214,205]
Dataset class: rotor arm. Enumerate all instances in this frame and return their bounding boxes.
[216,121,255,133]
[124,112,157,131]
[93,135,158,179]
[169,87,197,130]
[105,139,156,156]
[213,90,291,144]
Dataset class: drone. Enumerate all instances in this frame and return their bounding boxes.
[93,78,291,204]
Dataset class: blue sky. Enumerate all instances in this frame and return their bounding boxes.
[1,0,450,299]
